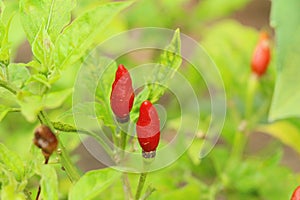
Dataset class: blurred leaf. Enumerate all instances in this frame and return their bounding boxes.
[24,145,44,179]
[0,167,26,200]
[197,0,250,22]
[0,3,12,63]
[0,143,25,181]
[256,121,300,155]
[73,55,116,129]
[187,139,203,165]
[126,0,168,27]
[31,23,55,66]
[17,94,42,122]
[0,105,11,122]
[0,88,17,106]
[158,181,203,200]
[224,152,297,200]
[0,0,4,17]
[94,58,116,128]
[29,74,51,88]
[54,1,132,69]
[269,0,300,120]
[131,29,182,122]
[8,63,30,88]
[19,0,75,43]
[201,20,258,93]
[69,168,121,200]
[44,88,72,109]
[68,101,115,129]
[40,165,58,200]
[149,28,182,102]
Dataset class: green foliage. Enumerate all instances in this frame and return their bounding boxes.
[0,0,11,64]
[196,0,251,22]
[257,120,300,154]
[69,168,121,200]
[0,0,300,199]
[131,29,182,122]
[0,143,25,182]
[54,1,132,70]
[19,0,75,44]
[0,144,44,199]
[40,165,59,200]
[269,0,300,120]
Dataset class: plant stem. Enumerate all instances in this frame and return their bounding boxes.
[35,156,50,200]
[0,80,18,94]
[38,111,81,182]
[120,128,127,156]
[118,123,134,199]
[230,130,247,161]
[140,185,156,200]
[245,74,258,119]
[227,75,259,170]
[135,173,147,200]
[0,80,81,182]
[122,173,134,200]
[52,121,114,157]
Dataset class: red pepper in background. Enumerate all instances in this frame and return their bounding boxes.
[291,186,300,200]
[110,64,135,123]
[251,31,271,77]
[136,100,160,158]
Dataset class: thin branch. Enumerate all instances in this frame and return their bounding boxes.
[135,173,147,200]
[140,185,156,200]
[0,80,18,94]
[38,111,81,182]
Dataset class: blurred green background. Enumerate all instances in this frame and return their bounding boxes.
[1,0,300,199]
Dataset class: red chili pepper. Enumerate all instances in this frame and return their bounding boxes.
[136,100,160,158]
[33,125,58,158]
[110,64,135,123]
[251,31,271,77]
[291,186,300,200]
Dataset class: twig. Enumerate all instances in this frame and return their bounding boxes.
[135,173,147,200]
[38,111,81,182]
[122,173,134,200]
[35,157,49,200]
[140,185,156,200]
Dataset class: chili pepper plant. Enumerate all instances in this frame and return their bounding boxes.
[1,0,300,200]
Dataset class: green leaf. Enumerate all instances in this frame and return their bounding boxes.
[0,168,27,200]
[8,63,30,88]
[17,94,42,122]
[256,121,300,155]
[19,0,76,43]
[131,29,182,122]
[54,1,132,69]
[225,156,297,200]
[69,168,121,200]
[269,0,300,120]
[40,165,58,200]
[0,2,12,64]
[0,0,4,17]
[149,28,181,102]
[74,55,116,129]
[0,143,25,182]
[0,105,11,122]
[159,182,203,199]
[44,88,72,109]
[29,74,51,88]
[0,88,17,106]
[196,0,250,22]
[31,23,55,66]
[201,20,259,94]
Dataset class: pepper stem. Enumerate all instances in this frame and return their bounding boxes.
[135,172,148,200]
